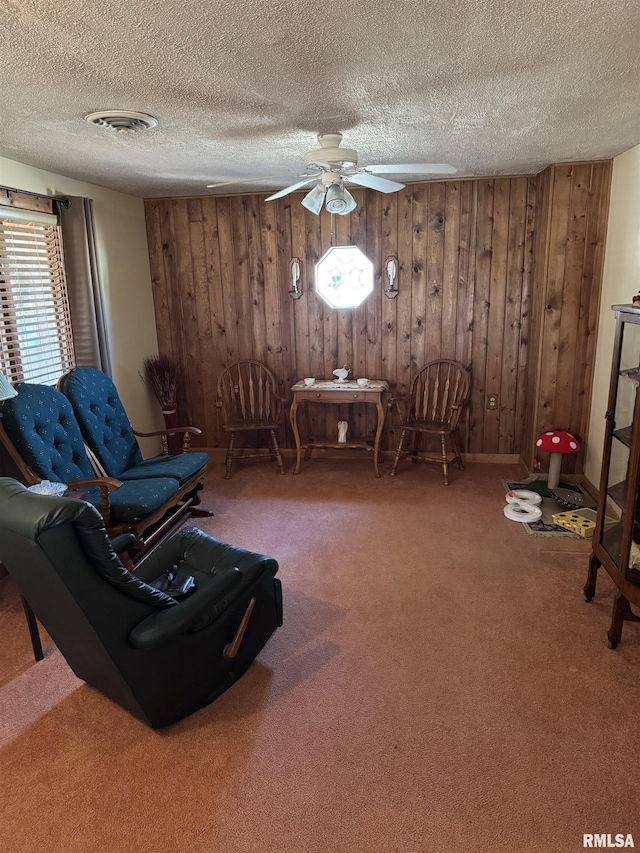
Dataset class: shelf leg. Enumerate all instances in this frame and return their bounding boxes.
[584,553,600,602]
[607,591,626,649]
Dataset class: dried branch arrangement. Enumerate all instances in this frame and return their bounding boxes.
[144,354,178,411]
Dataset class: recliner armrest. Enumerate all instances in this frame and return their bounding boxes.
[129,567,243,650]
[133,526,277,584]
[110,533,137,554]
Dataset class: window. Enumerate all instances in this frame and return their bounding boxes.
[0,207,75,385]
[315,245,374,309]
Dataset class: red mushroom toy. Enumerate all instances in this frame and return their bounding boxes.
[535,430,580,489]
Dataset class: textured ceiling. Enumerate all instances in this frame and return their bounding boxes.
[1,0,639,198]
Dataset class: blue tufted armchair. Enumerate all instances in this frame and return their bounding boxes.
[58,368,209,504]
[0,382,202,557]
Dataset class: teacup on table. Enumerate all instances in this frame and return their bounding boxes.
[357,378,369,387]
[304,377,315,387]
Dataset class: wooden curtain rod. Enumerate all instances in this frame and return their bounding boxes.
[0,185,71,207]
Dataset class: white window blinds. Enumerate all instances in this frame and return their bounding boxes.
[0,207,75,386]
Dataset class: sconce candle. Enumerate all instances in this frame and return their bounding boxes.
[289,258,302,299]
[384,255,399,298]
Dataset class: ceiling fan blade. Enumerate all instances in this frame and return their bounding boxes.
[265,178,318,201]
[347,173,406,193]
[367,163,457,175]
[206,173,308,189]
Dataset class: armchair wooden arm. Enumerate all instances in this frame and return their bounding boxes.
[133,426,202,438]
[133,426,202,453]
[65,477,123,525]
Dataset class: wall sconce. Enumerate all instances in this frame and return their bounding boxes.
[384,256,399,299]
[290,257,302,299]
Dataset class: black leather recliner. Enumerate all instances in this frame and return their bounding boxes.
[0,478,282,728]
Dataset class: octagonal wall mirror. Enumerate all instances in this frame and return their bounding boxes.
[315,245,374,309]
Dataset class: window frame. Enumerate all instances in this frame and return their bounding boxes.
[0,198,76,386]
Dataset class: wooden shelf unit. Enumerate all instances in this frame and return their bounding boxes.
[585,304,640,647]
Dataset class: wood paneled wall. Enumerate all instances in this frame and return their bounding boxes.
[522,161,612,474]
[145,163,610,461]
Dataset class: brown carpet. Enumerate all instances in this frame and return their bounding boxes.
[0,461,638,853]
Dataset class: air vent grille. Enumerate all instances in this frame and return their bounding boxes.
[84,110,158,134]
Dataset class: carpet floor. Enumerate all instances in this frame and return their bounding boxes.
[0,461,638,852]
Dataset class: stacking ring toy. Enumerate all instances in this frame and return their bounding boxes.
[504,502,543,522]
[505,489,542,506]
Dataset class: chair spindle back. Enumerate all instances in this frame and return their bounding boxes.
[217,361,281,424]
[410,360,470,426]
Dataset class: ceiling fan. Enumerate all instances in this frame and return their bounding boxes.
[206,132,457,215]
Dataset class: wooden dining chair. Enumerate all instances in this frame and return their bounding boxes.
[390,359,471,485]
[216,360,286,479]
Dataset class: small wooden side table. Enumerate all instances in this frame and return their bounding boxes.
[289,380,389,477]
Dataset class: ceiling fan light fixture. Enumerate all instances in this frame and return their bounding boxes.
[206,130,456,208]
[301,184,327,215]
[325,183,356,215]
[337,188,357,215]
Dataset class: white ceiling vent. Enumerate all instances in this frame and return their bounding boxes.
[84,110,158,134]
